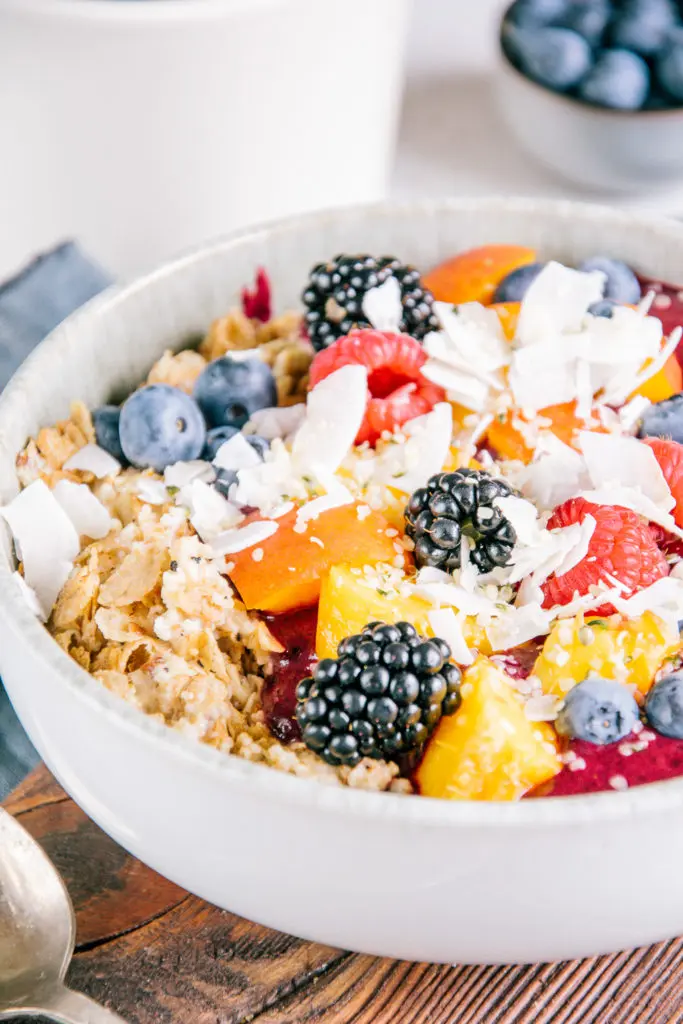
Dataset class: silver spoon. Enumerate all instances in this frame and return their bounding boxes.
[0,807,126,1023]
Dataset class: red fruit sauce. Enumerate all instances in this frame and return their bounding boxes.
[260,606,318,744]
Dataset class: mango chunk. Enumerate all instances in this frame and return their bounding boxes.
[316,563,488,659]
[416,658,560,801]
[423,246,536,306]
[227,504,402,614]
[632,353,683,404]
[533,613,680,699]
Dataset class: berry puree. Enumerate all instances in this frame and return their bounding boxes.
[261,606,318,743]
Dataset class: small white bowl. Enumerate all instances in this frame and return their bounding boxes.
[5,198,683,965]
[496,46,683,193]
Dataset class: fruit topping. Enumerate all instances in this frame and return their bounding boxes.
[416,657,560,800]
[193,355,277,429]
[261,605,318,744]
[491,262,546,303]
[588,299,616,318]
[641,437,683,527]
[423,245,537,306]
[541,498,669,616]
[578,48,650,109]
[487,399,592,464]
[92,404,126,463]
[227,502,403,615]
[118,384,206,472]
[315,563,488,661]
[639,394,683,445]
[241,267,272,323]
[610,0,676,59]
[405,468,517,574]
[296,621,461,767]
[308,329,445,446]
[302,254,438,351]
[202,425,270,463]
[657,32,683,101]
[558,0,610,44]
[645,672,683,739]
[533,612,679,698]
[555,677,640,745]
[576,256,642,304]
[505,0,571,28]
[634,354,683,405]
[503,24,593,91]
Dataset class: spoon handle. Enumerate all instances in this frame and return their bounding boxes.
[0,986,128,1023]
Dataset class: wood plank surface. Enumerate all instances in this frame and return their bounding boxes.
[5,768,683,1024]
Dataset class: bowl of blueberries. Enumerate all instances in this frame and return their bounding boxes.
[497,0,683,191]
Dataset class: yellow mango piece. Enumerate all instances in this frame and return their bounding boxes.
[533,612,680,699]
[416,658,560,801]
[316,564,488,660]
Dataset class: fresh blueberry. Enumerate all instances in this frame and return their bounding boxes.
[119,384,206,472]
[557,0,610,45]
[492,262,546,303]
[645,673,683,738]
[657,39,683,102]
[578,49,650,110]
[202,425,239,461]
[588,299,616,318]
[504,0,571,27]
[502,25,593,91]
[93,404,127,463]
[202,426,270,463]
[610,0,677,58]
[577,256,642,303]
[213,467,238,499]
[556,678,639,745]
[193,356,277,430]
[638,393,683,444]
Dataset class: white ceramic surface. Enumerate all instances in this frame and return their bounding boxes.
[4,199,683,964]
[0,0,409,279]
[496,49,683,194]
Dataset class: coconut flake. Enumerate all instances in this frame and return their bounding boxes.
[184,479,244,541]
[0,480,79,617]
[494,495,540,547]
[486,603,553,652]
[164,460,215,490]
[428,607,475,666]
[63,443,120,478]
[362,276,403,333]
[53,480,113,540]
[245,405,306,442]
[137,477,170,505]
[213,434,262,471]
[518,435,590,510]
[609,576,683,629]
[580,432,674,511]
[295,485,353,528]
[516,262,605,346]
[12,571,46,621]
[524,693,561,722]
[209,518,279,556]
[619,394,651,432]
[292,365,368,476]
[371,402,453,494]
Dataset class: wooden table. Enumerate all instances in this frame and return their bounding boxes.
[6,767,683,1024]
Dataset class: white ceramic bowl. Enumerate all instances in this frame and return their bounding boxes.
[0,0,409,279]
[496,46,683,193]
[4,198,683,965]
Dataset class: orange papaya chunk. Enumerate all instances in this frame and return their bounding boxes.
[227,503,403,614]
[423,246,536,306]
[633,353,683,404]
[487,401,605,465]
[490,301,521,341]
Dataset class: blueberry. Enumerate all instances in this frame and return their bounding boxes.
[638,393,683,444]
[503,25,593,90]
[610,0,677,58]
[202,425,270,462]
[657,40,683,101]
[93,404,126,463]
[556,678,639,745]
[588,299,616,318]
[245,434,270,459]
[193,356,277,430]
[492,262,546,303]
[577,256,642,303]
[213,466,237,499]
[645,673,683,738]
[557,0,610,45]
[119,384,206,472]
[578,49,650,110]
[504,0,571,28]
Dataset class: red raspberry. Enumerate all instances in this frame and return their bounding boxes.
[241,267,271,322]
[642,437,683,528]
[541,497,669,616]
[308,329,445,445]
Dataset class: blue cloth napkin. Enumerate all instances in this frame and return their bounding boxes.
[0,242,112,799]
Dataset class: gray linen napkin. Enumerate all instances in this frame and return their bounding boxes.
[0,242,112,799]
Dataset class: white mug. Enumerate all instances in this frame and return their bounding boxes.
[0,0,410,278]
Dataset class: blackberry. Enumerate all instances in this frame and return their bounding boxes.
[406,468,517,574]
[302,254,439,351]
[296,621,461,767]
